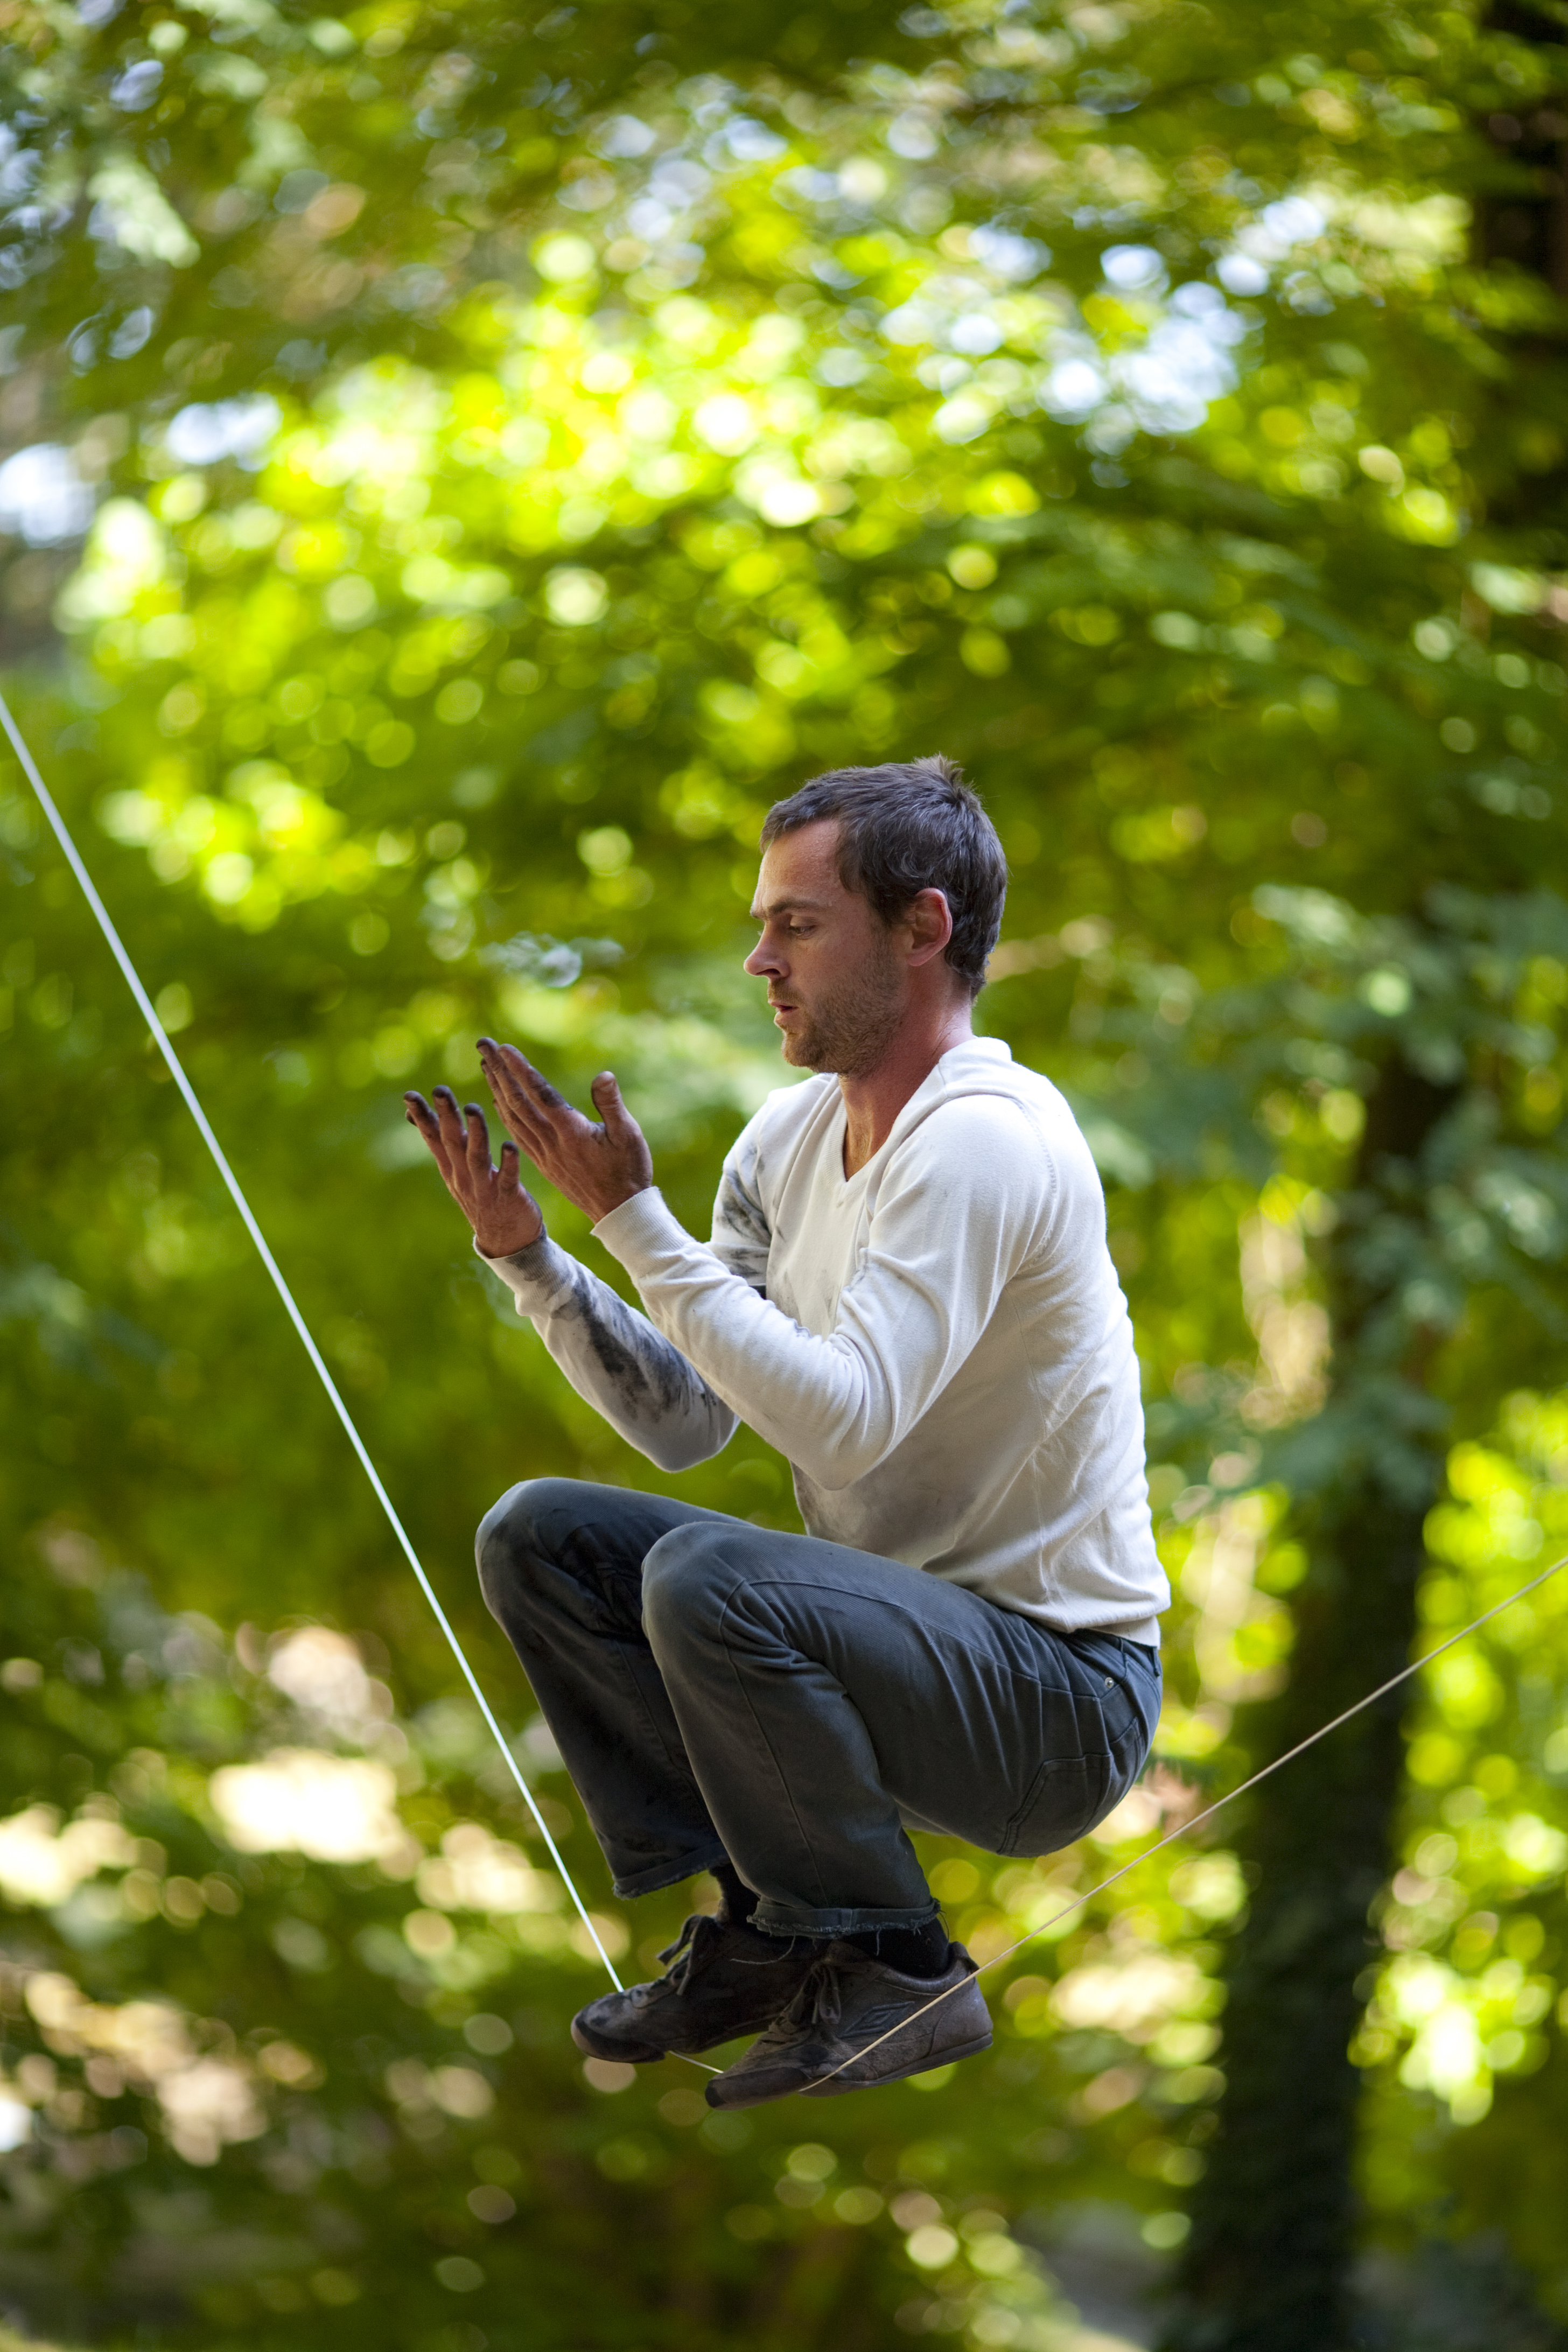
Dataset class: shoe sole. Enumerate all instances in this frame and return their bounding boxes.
[570,2012,794,2066]
[570,2017,665,2064]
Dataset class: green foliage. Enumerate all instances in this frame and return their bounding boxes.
[1359,1394,1568,2304]
[5,0,1568,2346]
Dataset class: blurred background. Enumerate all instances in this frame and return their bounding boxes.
[3,2,1568,2347]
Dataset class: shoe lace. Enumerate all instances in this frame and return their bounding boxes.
[778,1953,845,2034]
[654,1913,723,1996]
[653,1915,809,1999]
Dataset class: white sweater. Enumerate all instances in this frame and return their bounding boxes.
[483,1037,1167,1644]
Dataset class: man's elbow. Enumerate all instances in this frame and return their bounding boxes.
[790,1429,894,1492]
[638,1418,736,1475]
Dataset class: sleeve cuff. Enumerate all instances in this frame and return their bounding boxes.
[474,1230,571,1312]
[591,1186,689,1275]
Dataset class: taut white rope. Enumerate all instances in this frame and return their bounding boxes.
[1,690,625,1991]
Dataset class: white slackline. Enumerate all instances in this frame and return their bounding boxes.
[1,690,626,1992]
[10,691,1563,2101]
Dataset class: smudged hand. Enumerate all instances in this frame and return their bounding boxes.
[403,1084,545,1259]
[470,1038,654,1230]
[474,1038,654,1224]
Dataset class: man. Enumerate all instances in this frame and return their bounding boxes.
[405,757,1166,2109]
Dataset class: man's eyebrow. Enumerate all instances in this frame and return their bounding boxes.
[752,892,836,918]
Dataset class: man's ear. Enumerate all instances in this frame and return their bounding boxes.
[904,887,955,967]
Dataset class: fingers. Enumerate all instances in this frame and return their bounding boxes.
[466,1042,649,1223]
[404,1091,455,1180]
[407,1072,557,1243]
[477,1135,544,1254]
[476,1040,548,1144]
[496,1139,530,1201]
[478,1051,588,1186]
[433,1086,488,1199]
[590,1070,653,1201]
[590,1071,636,1141]
[462,1101,493,1175]
[480,1038,572,1121]
[430,1084,473,1156]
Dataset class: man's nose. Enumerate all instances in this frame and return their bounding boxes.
[744,935,781,977]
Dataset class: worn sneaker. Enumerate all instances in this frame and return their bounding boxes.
[703,1941,991,2109]
[571,1913,816,2065]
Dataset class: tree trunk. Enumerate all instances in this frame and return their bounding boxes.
[1161,1061,1458,2351]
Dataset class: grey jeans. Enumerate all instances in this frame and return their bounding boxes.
[477,1479,1161,1940]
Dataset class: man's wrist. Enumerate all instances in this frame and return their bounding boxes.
[581,1178,653,1226]
[590,1185,670,1247]
[474,1224,545,1259]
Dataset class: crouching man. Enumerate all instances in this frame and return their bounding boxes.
[405,757,1167,2109]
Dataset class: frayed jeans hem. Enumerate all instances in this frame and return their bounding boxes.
[752,1896,943,1940]
[610,1842,730,1902]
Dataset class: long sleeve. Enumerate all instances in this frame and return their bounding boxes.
[479,1234,738,1473]
[591,1097,1053,1493]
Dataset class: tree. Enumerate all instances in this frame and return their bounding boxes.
[4,1,1568,2345]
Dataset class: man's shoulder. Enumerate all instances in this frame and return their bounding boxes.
[927,1042,1080,1143]
[897,1046,1101,1198]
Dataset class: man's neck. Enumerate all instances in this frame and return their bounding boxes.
[838,1000,975,1178]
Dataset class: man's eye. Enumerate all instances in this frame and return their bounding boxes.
[788,923,814,937]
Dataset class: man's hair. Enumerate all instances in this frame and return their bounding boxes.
[759,755,1007,997]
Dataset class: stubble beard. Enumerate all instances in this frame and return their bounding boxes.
[781,940,905,1076]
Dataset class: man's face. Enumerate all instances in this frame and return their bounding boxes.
[743,820,905,1074]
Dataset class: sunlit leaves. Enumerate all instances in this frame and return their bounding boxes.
[1355,1391,1568,2180]
[9,0,1568,2337]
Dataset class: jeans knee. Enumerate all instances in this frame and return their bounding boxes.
[641,1522,734,1648]
[475,1477,582,1620]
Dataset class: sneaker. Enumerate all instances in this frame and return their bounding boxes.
[703,1941,991,2109]
[571,1912,816,2065]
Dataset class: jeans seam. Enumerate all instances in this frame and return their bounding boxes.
[1002,1750,1115,1854]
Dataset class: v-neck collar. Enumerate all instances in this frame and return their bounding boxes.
[832,1036,1013,1188]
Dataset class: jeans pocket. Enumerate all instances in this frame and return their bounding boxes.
[1002,1752,1115,1857]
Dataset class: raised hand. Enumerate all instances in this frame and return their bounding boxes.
[403,1085,544,1258]
[475,1038,654,1226]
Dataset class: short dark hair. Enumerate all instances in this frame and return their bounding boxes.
[759,755,1007,997]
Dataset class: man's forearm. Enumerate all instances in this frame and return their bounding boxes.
[481,1234,738,1472]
